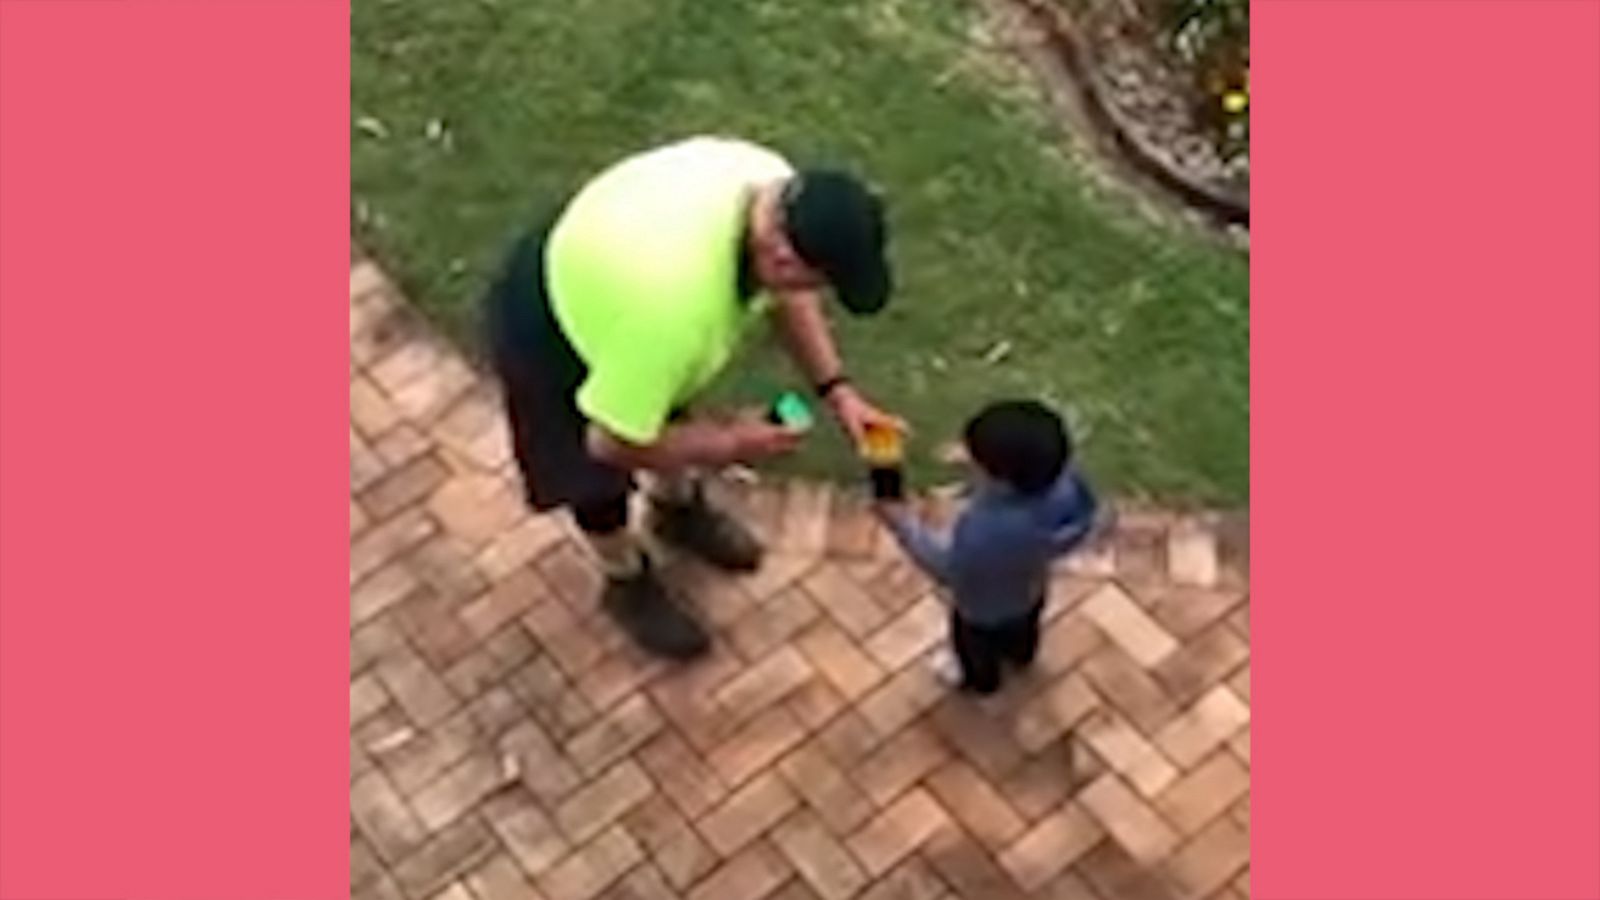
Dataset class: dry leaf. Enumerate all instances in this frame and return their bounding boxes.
[981,340,1013,365]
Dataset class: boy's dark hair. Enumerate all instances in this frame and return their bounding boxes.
[963,400,1072,495]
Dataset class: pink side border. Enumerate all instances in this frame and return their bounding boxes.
[1,2,349,898]
[1254,1,1600,897]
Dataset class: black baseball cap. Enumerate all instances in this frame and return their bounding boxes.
[781,169,892,315]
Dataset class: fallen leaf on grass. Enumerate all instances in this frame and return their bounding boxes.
[355,116,389,139]
[934,441,969,466]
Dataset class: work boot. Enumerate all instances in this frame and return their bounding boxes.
[649,491,764,573]
[600,561,710,660]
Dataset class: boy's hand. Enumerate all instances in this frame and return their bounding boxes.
[872,497,910,520]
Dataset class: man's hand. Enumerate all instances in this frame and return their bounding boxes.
[722,420,805,463]
[826,382,906,446]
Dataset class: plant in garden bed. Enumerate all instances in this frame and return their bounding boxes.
[1151,0,1249,168]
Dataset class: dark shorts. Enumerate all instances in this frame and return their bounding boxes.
[483,220,635,512]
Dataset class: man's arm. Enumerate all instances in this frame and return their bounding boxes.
[578,343,802,473]
[587,418,801,474]
[586,421,731,473]
[770,290,842,387]
[770,291,903,442]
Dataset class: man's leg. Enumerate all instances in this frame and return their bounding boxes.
[644,416,764,572]
[484,239,708,662]
[571,495,642,577]
[950,611,1003,695]
[573,494,710,661]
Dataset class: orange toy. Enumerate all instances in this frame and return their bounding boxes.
[861,423,904,466]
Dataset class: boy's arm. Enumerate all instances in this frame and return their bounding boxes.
[875,503,954,584]
[880,502,1026,598]
[1049,520,1094,554]
[945,517,1025,589]
[1048,476,1101,554]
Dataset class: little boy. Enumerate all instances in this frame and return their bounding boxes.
[876,400,1098,694]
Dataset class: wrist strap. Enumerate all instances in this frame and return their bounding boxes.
[814,375,850,400]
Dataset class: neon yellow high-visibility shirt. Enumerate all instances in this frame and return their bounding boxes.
[546,137,794,444]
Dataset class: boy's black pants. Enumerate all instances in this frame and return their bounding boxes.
[951,600,1044,694]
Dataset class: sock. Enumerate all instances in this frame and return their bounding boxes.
[588,530,644,580]
[649,471,701,507]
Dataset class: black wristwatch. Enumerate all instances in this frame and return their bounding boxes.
[814,375,850,400]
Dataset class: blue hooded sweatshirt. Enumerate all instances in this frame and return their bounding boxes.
[882,468,1098,626]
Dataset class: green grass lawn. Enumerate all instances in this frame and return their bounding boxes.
[352,0,1249,506]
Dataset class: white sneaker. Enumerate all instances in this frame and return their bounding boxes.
[927,648,964,688]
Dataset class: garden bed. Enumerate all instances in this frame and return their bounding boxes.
[997,0,1248,226]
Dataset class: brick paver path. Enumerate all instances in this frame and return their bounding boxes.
[350,256,1252,900]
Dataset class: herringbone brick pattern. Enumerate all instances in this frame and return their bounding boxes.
[350,257,1252,900]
